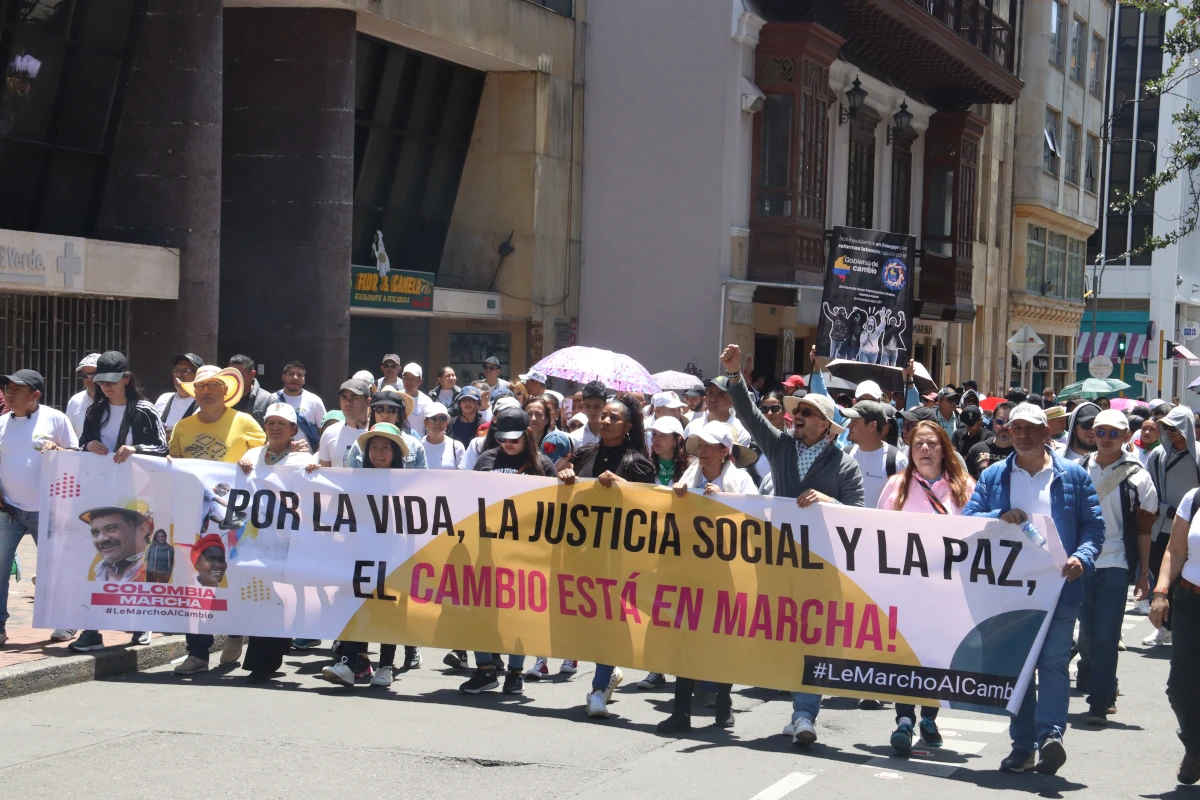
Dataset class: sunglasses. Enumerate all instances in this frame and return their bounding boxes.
[171,368,194,377]
[484,365,499,371]
[80,370,97,379]
[1094,428,1125,439]
[427,415,449,423]
[761,404,783,413]
[992,418,1010,427]
[796,408,819,419]
[1078,420,1095,431]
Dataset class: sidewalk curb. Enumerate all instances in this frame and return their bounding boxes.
[0,635,234,701]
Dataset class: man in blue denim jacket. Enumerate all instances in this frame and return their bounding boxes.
[964,402,1104,776]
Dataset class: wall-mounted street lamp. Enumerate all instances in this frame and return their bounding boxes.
[886,102,913,145]
[838,76,867,125]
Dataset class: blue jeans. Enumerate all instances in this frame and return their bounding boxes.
[1010,599,1079,752]
[0,508,38,633]
[593,664,617,692]
[476,652,525,671]
[1076,567,1127,713]
[791,691,822,723]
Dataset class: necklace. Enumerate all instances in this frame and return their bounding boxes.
[264,448,289,465]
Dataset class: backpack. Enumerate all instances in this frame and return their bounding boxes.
[885,444,899,477]
[275,391,321,452]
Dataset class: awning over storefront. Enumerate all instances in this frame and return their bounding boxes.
[1076,331,1150,363]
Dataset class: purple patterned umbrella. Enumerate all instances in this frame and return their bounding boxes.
[529,347,661,393]
[651,370,703,393]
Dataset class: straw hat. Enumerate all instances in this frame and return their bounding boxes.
[372,385,415,417]
[356,423,410,459]
[181,365,245,408]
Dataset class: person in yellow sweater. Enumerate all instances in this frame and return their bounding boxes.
[168,365,265,677]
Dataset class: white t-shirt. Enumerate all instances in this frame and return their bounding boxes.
[569,423,600,450]
[406,391,433,438]
[683,412,752,447]
[318,421,365,467]
[154,391,195,437]
[65,390,96,437]
[422,436,465,470]
[99,405,133,452]
[1086,453,1158,571]
[1172,488,1200,585]
[437,388,456,406]
[279,390,327,440]
[461,435,487,470]
[677,460,759,494]
[0,406,79,511]
[243,446,317,468]
[846,444,908,509]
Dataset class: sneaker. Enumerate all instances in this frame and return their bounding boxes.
[370,667,394,688]
[789,717,817,747]
[460,667,499,694]
[354,661,374,681]
[1117,637,1126,652]
[918,717,943,747]
[859,698,884,710]
[443,650,467,670]
[1180,751,1200,785]
[1000,748,1036,773]
[657,712,691,734]
[502,668,524,695]
[1086,709,1108,726]
[173,655,209,675]
[890,719,914,755]
[219,636,244,665]
[637,672,668,689]
[292,638,321,650]
[713,705,734,728]
[50,628,77,642]
[1035,734,1067,775]
[322,659,356,687]
[603,667,624,703]
[524,657,550,681]
[585,689,610,718]
[1142,628,1172,646]
[131,631,151,646]
[69,631,105,652]
[1132,597,1151,615]
[559,659,578,674]
[402,646,423,670]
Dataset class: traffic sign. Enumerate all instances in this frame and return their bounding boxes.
[1088,355,1113,379]
[1006,325,1045,364]
[1184,324,1199,341]
[1135,373,1154,383]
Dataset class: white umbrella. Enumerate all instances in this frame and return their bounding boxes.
[651,370,703,393]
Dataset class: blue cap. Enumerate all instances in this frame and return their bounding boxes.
[459,385,481,402]
[541,430,572,462]
[490,386,515,402]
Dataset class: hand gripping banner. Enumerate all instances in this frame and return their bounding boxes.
[35,453,1068,714]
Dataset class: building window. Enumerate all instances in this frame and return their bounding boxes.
[1044,107,1061,176]
[352,35,485,272]
[1065,122,1081,185]
[1085,133,1100,193]
[1067,238,1085,300]
[0,0,143,237]
[957,138,978,260]
[1026,225,1047,292]
[846,111,878,229]
[1090,32,1106,96]
[1070,17,1087,83]
[756,94,793,216]
[890,134,913,235]
[1050,1,1067,69]
[1047,231,1067,297]
[798,65,828,222]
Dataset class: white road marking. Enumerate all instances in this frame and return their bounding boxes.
[862,757,959,778]
[934,716,1009,734]
[748,772,817,800]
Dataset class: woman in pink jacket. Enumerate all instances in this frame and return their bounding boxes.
[876,420,976,754]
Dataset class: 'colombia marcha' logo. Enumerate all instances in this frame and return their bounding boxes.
[882,257,907,291]
[832,255,851,282]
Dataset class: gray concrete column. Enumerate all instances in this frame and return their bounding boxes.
[96,0,223,389]
[218,7,355,401]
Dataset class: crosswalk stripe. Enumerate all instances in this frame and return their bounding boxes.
[862,757,959,778]
[748,772,817,799]
[934,716,1009,734]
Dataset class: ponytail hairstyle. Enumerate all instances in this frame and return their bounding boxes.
[87,369,144,431]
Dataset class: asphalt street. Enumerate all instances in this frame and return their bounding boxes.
[0,593,1191,800]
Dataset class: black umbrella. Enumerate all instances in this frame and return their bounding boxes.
[825,360,938,396]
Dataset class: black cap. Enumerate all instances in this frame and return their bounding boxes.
[492,406,530,441]
[704,376,733,393]
[93,351,129,383]
[171,352,204,369]
[899,406,939,424]
[0,369,44,395]
[339,378,371,396]
[683,387,704,398]
[840,400,888,429]
[960,405,982,426]
[935,387,960,402]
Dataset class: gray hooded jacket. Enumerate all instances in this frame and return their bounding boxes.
[1145,404,1200,538]
[1060,401,1100,464]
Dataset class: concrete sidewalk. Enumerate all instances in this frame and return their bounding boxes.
[1,537,196,699]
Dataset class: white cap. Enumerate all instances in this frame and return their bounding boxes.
[352,370,374,384]
[569,412,588,428]
[651,391,688,410]
[1009,402,1048,427]
[855,380,883,401]
[1149,398,1166,410]
[650,416,685,438]
[519,369,548,384]
[493,397,521,413]
[543,389,564,404]
[264,402,297,425]
[425,402,450,418]
[76,353,101,372]
[1094,409,1129,430]
[402,362,423,379]
[687,421,734,453]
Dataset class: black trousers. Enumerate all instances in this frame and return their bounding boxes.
[243,637,291,674]
[1169,586,1200,754]
[895,704,938,724]
[336,642,397,670]
[672,677,731,716]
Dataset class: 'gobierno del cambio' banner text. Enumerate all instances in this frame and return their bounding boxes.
[34,453,1069,714]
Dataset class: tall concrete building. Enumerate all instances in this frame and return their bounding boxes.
[1006,0,1114,394]
[0,0,583,404]
[580,0,1021,391]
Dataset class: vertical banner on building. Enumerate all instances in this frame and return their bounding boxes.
[816,226,915,367]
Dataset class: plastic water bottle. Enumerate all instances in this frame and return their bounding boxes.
[1021,520,1047,548]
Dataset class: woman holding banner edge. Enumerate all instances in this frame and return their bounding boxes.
[876,420,976,754]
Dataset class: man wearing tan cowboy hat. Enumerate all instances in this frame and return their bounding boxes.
[168,364,265,677]
[719,342,863,749]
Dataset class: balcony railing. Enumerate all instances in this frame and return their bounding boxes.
[911,0,1015,73]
